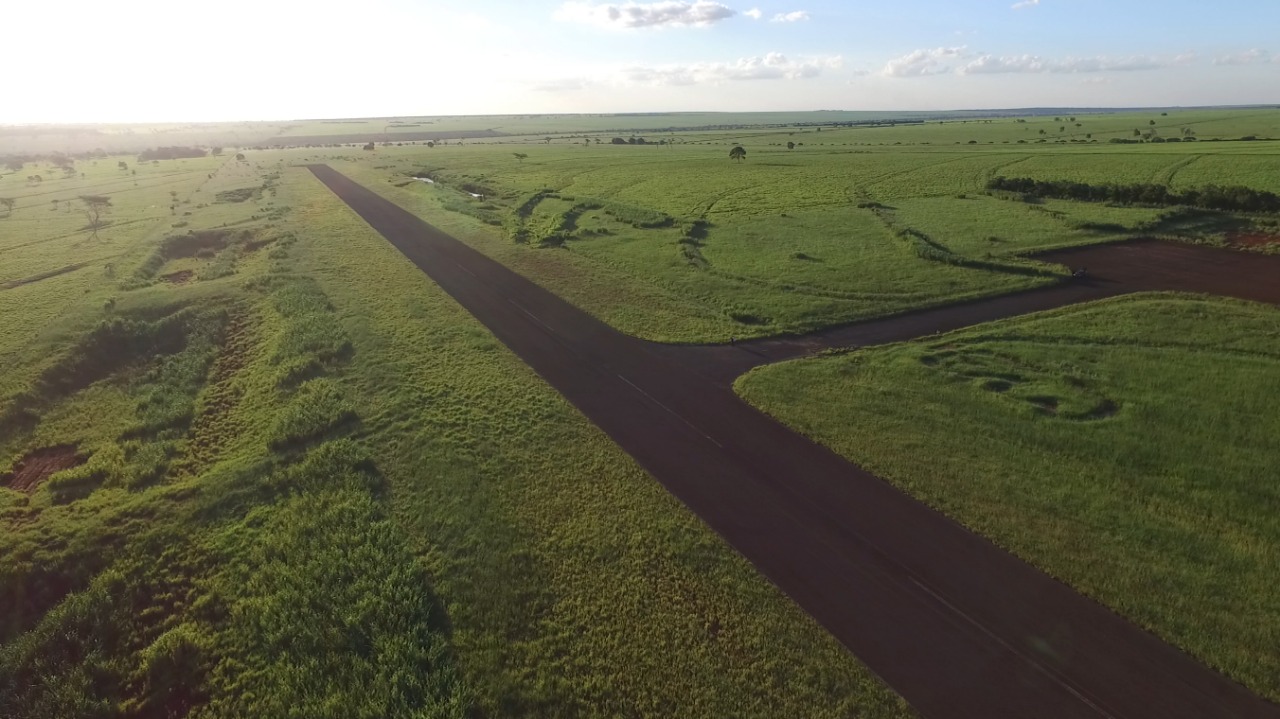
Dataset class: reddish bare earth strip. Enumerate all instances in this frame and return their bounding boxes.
[2,445,85,492]
[1228,231,1280,249]
[307,164,1280,719]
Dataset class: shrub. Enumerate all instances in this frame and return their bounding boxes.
[267,378,357,451]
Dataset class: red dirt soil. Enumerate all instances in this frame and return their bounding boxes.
[2,445,85,492]
[1228,231,1280,249]
[308,165,1280,719]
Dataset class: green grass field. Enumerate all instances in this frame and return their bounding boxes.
[3,108,1279,716]
[0,155,911,717]
[738,294,1280,701]
[298,110,1280,341]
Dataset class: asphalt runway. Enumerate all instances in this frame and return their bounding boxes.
[308,164,1280,719]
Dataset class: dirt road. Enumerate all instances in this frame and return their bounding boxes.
[308,165,1280,719]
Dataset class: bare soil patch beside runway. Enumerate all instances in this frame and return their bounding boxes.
[2,445,85,492]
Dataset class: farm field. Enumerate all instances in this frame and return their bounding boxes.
[3,107,1280,717]
[737,294,1280,701]
[0,153,910,717]
[300,109,1280,342]
[268,107,1280,143]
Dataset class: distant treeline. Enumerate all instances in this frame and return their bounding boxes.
[1,150,110,170]
[987,176,1280,214]
[137,146,208,161]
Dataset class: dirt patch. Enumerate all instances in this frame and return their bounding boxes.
[2,445,85,492]
[1227,231,1280,249]
[161,270,195,285]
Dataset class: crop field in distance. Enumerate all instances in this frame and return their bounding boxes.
[2,107,1279,716]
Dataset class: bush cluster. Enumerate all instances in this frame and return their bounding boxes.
[988,176,1280,214]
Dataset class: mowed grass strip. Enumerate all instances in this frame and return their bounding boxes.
[737,294,1280,701]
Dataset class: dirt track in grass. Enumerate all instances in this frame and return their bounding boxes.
[2,445,84,492]
[307,164,1280,719]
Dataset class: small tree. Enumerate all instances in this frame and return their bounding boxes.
[80,195,112,239]
[729,146,746,162]
[513,152,528,163]
[362,142,375,151]
[235,153,246,161]
[426,141,435,149]
[211,147,223,156]
[0,197,14,217]
[787,141,795,150]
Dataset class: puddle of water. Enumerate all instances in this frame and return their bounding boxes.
[414,177,435,184]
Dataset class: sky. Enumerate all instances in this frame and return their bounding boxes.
[7,0,1280,123]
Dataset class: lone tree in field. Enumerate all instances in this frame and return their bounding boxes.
[513,152,528,163]
[787,141,795,150]
[729,145,746,162]
[0,197,14,217]
[80,195,111,239]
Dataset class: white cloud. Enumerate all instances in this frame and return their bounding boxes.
[771,10,810,22]
[882,47,969,77]
[959,52,1193,75]
[555,1,735,28]
[1213,49,1274,66]
[744,7,762,19]
[532,77,597,92]
[1011,0,1040,9]
[624,53,842,85]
